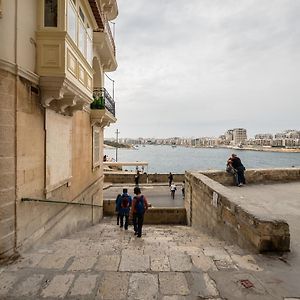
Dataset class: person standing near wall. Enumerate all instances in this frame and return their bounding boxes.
[170,182,177,199]
[134,170,140,186]
[168,172,173,187]
[131,187,149,237]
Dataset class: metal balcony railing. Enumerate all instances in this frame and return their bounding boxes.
[93,5,116,56]
[104,17,116,56]
[92,88,115,117]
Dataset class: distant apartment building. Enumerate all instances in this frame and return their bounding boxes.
[191,137,217,147]
[223,128,247,145]
[225,130,234,144]
[255,134,273,140]
[232,128,247,145]
[273,130,300,148]
[0,0,118,258]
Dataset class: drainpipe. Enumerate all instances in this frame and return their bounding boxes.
[14,0,18,254]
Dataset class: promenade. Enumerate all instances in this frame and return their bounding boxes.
[104,184,185,207]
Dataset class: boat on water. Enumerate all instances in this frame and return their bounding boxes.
[172,145,177,148]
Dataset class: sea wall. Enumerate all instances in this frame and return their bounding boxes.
[103,199,186,225]
[104,172,185,184]
[185,171,291,252]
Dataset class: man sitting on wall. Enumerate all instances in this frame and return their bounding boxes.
[226,154,246,187]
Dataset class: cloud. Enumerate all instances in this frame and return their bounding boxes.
[105,0,300,138]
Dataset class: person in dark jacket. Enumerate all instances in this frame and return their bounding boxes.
[134,170,140,186]
[115,194,122,225]
[227,154,246,186]
[168,172,173,187]
[119,188,132,230]
[131,187,148,237]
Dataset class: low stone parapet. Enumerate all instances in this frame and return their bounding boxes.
[185,171,290,252]
[103,200,186,225]
[104,172,185,184]
[202,168,300,186]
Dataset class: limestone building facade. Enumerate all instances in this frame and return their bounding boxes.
[0,0,118,258]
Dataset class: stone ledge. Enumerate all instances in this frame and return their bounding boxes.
[103,200,186,225]
[202,168,300,186]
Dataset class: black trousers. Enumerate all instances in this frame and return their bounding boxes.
[133,213,144,237]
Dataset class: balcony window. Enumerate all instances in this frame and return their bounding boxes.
[79,21,86,55]
[66,1,93,65]
[87,36,93,65]
[67,0,77,42]
[44,0,57,27]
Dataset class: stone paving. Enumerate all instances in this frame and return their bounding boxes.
[1,217,300,300]
[104,184,185,208]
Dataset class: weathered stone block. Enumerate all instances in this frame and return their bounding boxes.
[159,272,189,296]
[97,272,129,300]
[0,125,14,144]
[0,188,14,205]
[41,274,74,298]
[128,273,158,300]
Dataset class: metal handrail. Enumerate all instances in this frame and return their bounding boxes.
[93,88,115,117]
[22,198,103,208]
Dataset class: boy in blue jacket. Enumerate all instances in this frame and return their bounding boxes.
[119,188,132,230]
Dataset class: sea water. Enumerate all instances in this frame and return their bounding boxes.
[104,145,300,173]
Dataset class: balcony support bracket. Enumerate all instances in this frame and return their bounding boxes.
[40,76,92,116]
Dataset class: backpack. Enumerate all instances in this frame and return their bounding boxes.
[135,196,145,214]
[121,194,130,208]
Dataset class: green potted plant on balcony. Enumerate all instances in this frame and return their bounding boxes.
[91,95,105,109]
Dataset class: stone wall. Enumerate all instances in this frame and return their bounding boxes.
[104,172,185,184]
[103,200,186,225]
[15,79,104,253]
[185,171,290,252]
[202,168,300,186]
[0,72,105,259]
[0,69,16,257]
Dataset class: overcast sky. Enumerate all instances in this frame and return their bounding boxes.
[104,0,300,139]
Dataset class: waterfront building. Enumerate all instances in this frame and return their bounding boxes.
[255,134,273,140]
[232,128,247,145]
[0,0,118,258]
[285,130,300,139]
[225,130,234,144]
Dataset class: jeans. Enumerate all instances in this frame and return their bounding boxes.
[120,212,129,229]
[236,166,246,185]
[116,212,121,225]
[133,213,144,237]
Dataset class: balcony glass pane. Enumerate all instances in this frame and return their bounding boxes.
[44,0,57,27]
[87,37,93,65]
[87,24,93,39]
[79,21,86,55]
[67,0,76,42]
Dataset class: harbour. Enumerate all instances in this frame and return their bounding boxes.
[104,144,300,173]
